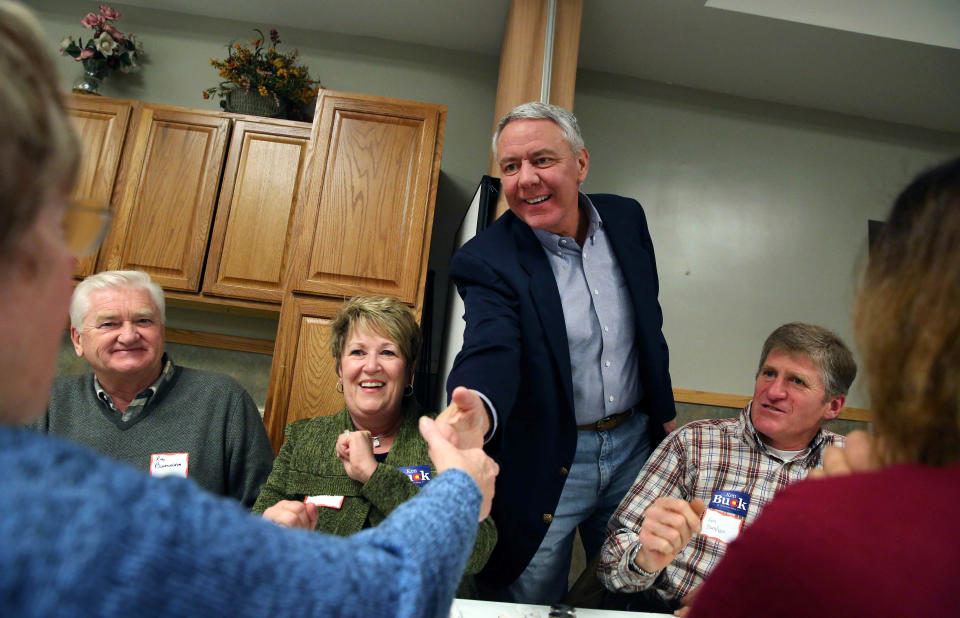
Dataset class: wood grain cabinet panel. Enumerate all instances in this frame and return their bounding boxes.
[288,91,445,305]
[101,105,230,291]
[203,121,311,302]
[64,95,133,278]
[263,294,345,451]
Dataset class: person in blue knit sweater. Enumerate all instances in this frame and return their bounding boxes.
[0,3,497,616]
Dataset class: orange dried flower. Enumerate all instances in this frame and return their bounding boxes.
[204,28,321,118]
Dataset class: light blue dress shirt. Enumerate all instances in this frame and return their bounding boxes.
[532,193,642,425]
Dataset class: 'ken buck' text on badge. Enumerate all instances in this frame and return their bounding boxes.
[397,465,432,487]
[699,490,751,544]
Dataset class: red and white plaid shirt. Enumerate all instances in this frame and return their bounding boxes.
[598,402,844,601]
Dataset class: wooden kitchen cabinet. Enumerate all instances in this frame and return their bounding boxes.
[262,294,345,450]
[64,94,133,278]
[264,91,445,451]
[98,103,231,291]
[287,91,445,305]
[202,120,312,303]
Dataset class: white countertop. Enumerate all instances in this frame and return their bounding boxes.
[451,598,666,618]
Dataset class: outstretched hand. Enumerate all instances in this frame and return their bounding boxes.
[420,415,498,522]
[435,386,491,449]
[262,500,319,530]
[808,430,880,480]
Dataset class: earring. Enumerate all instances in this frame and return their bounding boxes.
[403,383,414,397]
[336,380,344,393]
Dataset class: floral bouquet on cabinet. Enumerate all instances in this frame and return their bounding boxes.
[59,5,143,94]
[203,28,321,120]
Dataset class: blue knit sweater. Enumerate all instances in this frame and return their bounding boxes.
[0,425,480,617]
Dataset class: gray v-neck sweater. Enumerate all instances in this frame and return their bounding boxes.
[36,362,274,508]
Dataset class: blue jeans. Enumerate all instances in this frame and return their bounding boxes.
[503,411,652,605]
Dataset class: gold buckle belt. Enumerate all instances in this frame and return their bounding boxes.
[578,408,634,432]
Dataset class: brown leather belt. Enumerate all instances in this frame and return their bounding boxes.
[577,408,635,432]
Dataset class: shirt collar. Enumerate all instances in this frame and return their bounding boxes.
[94,354,174,410]
[532,192,602,253]
[739,401,826,462]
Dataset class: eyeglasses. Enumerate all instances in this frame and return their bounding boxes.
[63,199,112,257]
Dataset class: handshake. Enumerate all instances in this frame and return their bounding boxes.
[429,386,498,521]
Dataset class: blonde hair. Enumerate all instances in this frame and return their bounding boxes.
[0,1,80,257]
[329,296,421,379]
[854,157,960,466]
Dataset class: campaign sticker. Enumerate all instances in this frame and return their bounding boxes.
[150,452,189,478]
[305,495,344,509]
[699,490,751,544]
[707,490,751,518]
[397,465,432,487]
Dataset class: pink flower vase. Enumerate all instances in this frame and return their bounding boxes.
[73,57,110,95]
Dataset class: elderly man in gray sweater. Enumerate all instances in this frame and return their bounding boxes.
[35,270,274,507]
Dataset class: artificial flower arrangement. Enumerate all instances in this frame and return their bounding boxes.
[59,5,142,81]
[203,29,321,120]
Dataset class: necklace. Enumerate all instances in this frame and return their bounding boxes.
[350,414,403,449]
[370,422,400,448]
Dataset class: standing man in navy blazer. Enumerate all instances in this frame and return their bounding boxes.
[440,102,677,604]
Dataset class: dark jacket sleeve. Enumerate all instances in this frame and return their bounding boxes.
[446,247,525,446]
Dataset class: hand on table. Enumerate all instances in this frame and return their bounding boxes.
[674,585,699,616]
[420,415,498,522]
[262,500,319,530]
[635,497,706,574]
[808,430,880,480]
[435,386,491,449]
[335,430,378,483]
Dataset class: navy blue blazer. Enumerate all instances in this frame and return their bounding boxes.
[448,193,676,587]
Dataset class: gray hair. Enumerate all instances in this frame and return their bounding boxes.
[0,1,80,257]
[70,271,166,328]
[492,102,585,161]
[757,322,857,401]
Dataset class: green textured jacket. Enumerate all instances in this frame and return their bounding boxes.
[253,398,496,594]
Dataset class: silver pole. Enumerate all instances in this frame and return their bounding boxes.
[540,0,557,103]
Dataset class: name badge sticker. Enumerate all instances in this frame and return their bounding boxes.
[397,465,432,487]
[305,495,344,509]
[699,490,751,544]
[150,452,189,478]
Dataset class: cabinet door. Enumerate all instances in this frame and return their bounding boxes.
[287,91,445,305]
[100,105,230,291]
[262,294,346,451]
[64,95,132,278]
[203,120,311,302]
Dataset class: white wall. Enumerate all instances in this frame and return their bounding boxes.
[575,71,959,406]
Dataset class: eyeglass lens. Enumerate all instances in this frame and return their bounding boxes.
[63,199,112,257]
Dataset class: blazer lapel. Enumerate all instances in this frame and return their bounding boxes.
[597,200,653,312]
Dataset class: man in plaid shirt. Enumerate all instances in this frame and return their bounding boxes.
[598,323,856,613]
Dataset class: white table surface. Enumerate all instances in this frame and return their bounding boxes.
[451,598,666,618]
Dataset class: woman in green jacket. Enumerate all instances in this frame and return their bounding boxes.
[254,296,496,596]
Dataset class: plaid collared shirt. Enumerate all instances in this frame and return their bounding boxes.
[94,356,175,423]
[598,402,844,601]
